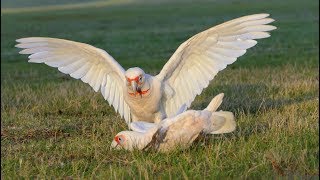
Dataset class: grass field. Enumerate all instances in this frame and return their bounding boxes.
[1,0,319,178]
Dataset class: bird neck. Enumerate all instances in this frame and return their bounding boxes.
[129,132,154,150]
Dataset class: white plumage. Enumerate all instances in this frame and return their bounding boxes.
[16,37,132,124]
[110,93,236,152]
[16,14,276,125]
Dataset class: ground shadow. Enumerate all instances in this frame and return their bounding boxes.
[191,82,317,144]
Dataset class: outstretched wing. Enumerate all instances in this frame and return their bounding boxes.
[16,37,131,124]
[156,14,276,116]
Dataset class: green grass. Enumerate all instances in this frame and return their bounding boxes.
[1,0,319,179]
[1,0,96,8]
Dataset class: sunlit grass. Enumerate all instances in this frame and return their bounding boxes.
[1,0,319,178]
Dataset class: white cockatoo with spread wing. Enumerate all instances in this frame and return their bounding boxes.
[110,93,236,152]
[16,14,276,125]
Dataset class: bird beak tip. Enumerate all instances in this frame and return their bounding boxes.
[110,141,117,149]
[110,141,122,150]
[131,81,138,92]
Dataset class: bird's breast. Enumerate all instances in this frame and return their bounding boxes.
[124,77,163,122]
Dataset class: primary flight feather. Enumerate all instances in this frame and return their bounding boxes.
[16,14,276,125]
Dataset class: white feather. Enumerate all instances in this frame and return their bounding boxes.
[104,75,112,100]
[157,14,276,117]
[58,58,86,74]
[16,37,131,124]
[70,62,92,79]
[217,40,257,50]
[81,65,96,83]
[101,76,107,99]
[108,80,115,106]
[119,94,124,117]
[15,42,48,48]
[19,47,54,54]
[113,86,120,113]
[93,68,105,92]
[16,14,275,125]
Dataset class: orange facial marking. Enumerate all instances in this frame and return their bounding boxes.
[114,135,125,145]
[114,136,119,144]
[128,88,150,96]
[126,76,142,85]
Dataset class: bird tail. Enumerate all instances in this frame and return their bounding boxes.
[209,111,236,134]
[203,93,236,134]
[205,93,224,112]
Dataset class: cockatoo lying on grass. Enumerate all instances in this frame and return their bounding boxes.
[16,14,276,125]
[110,93,236,152]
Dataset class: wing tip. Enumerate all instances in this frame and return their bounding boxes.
[28,59,41,63]
[18,50,27,54]
[268,18,275,23]
[263,32,271,38]
[15,43,23,48]
[217,93,224,98]
[256,13,270,18]
[268,25,277,31]
[16,37,48,43]
[16,37,33,43]
[16,38,24,43]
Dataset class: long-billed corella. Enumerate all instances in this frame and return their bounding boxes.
[16,14,276,125]
[110,93,236,152]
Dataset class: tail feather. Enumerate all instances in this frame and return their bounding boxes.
[210,111,236,134]
[205,93,224,112]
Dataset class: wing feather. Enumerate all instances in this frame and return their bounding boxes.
[93,68,105,92]
[58,58,86,74]
[118,94,124,117]
[70,62,92,79]
[156,14,276,117]
[113,86,120,112]
[81,64,96,83]
[105,75,112,100]
[101,75,107,98]
[108,80,115,106]
[16,37,132,124]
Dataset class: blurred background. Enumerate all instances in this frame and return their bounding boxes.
[1,0,319,71]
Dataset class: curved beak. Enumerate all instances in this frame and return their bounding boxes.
[110,140,121,150]
[131,81,138,93]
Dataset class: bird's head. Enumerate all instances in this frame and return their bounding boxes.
[110,131,147,151]
[125,67,146,94]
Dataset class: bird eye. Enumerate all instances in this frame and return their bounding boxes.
[139,76,142,81]
[117,136,124,143]
[115,135,125,145]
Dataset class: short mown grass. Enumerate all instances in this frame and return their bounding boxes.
[1,0,319,179]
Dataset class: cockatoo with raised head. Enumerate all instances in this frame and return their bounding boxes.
[110,93,236,152]
[16,14,276,125]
